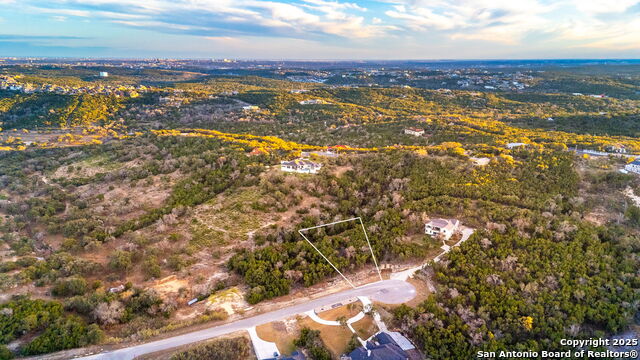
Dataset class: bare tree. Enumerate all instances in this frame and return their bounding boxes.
[94,301,124,325]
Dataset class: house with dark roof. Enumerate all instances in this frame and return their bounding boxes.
[625,160,640,174]
[343,331,421,360]
[266,351,306,360]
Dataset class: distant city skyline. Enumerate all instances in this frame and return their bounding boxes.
[1,0,639,59]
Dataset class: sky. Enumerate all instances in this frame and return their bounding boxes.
[0,0,639,59]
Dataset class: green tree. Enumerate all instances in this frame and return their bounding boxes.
[108,250,132,272]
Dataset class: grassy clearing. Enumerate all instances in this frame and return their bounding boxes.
[193,187,273,242]
[51,153,124,179]
[189,223,227,248]
[204,287,247,317]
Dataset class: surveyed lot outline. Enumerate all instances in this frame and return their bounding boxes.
[298,217,383,288]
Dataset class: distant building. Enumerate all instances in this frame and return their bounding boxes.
[506,142,528,149]
[243,105,260,111]
[606,144,628,154]
[99,72,109,77]
[345,331,421,360]
[625,160,640,175]
[425,218,460,240]
[404,128,425,137]
[280,159,323,174]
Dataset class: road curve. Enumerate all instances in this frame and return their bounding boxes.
[77,279,416,360]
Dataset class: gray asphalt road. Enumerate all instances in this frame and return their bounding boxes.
[76,279,416,360]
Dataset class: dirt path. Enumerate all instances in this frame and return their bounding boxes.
[246,222,276,241]
[624,187,640,207]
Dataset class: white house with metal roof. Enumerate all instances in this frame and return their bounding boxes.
[425,218,460,240]
[280,159,323,174]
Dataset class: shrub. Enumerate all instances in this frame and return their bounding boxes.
[22,316,103,355]
[108,250,132,272]
[52,277,88,297]
[0,345,13,360]
[170,337,252,360]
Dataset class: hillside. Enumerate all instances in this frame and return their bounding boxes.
[0,62,639,359]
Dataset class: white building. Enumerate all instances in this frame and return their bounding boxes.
[425,218,460,240]
[625,160,640,174]
[280,159,323,174]
[606,144,628,154]
[404,127,425,137]
[506,142,528,149]
[242,105,260,111]
[99,72,109,77]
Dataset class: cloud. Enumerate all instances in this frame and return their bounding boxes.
[381,0,640,49]
[15,0,388,39]
[1,0,638,57]
[555,16,640,50]
[384,0,554,44]
[573,0,639,14]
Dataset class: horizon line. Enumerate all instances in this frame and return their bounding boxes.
[2,57,640,62]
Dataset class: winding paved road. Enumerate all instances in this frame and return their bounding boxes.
[76,279,416,360]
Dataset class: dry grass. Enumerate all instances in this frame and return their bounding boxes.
[299,316,353,357]
[351,315,378,340]
[206,287,247,316]
[151,275,189,295]
[51,153,128,179]
[332,165,353,178]
[317,303,362,321]
[404,276,432,307]
[255,320,299,355]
